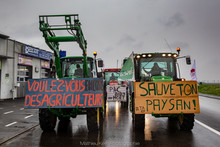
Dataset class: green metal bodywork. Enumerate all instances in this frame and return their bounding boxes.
[131,52,181,118]
[39,14,88,78]
[39,14,91,117]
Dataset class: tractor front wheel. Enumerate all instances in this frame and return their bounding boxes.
[87,108,103,132]
[133,113,145,130]
[39,108,57,132]
[178,114,195,131]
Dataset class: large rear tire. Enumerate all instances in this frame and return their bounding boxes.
[131,91,145,130]
[133,113,145,131]
[178,114,195,131]
[39,108,57,132]
[87,108,103,132]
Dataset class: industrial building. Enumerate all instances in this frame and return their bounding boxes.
[0,33,53,100]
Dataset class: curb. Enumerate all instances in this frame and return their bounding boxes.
[199,93,220,100]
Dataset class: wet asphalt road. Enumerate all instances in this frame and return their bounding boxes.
[0,96,220,147]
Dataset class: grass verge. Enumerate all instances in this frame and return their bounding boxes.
[198,84,220,96]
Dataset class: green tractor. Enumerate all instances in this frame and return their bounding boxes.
[25,14,104,132]
[120,49,200,131]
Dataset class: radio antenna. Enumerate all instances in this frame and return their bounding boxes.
[164,38,172,52]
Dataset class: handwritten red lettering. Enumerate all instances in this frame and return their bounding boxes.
[80,80,85,92]
[36,94,42,107]
[28,80,35,91]
[65,80,70,92]
[45,81,50,92]
[75,81,79,92]
[41,94,49,106]
[70,81,76,92]
[49,94,56,107]
[33,82,39,92]
[57,80,64,92]
[56,94,62,106]
[88,94,94,106]
[30,95,37,107]
[39,81,45,92]
[65,94,71,107]
[62,93,66,106]
[77,94,83,106]
[71,94,77,106]
[25,95,31,106]
[96,93,103,106]
[24,79,103,108]
[83,94,88,106]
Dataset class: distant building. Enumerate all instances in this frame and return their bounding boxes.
[0,33,54,100]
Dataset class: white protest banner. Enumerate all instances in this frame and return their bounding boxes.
[106,85,127,102]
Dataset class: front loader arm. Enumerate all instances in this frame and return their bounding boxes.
[39,14,88,78]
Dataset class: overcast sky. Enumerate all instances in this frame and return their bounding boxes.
[1,0,220,82]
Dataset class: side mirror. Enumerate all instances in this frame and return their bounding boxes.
[98,60,103,67]
[186,56,191,65]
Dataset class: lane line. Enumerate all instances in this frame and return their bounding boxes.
[5,122,17,127]
[20,108,24,110]
[195,119,220,136]
[25,114,33,119]
[3,111,14,114]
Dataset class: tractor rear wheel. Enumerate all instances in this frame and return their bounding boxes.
[131,91,145,130]
[178,114,195,131]
[133,113,145,130]
[87,108,103,132]
[39,108,57,131]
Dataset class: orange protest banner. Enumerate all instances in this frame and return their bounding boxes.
[134,81,200,114]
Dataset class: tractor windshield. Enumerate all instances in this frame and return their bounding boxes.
[61,57,93,78]
[140,57,176,81]
[105,72,120,85]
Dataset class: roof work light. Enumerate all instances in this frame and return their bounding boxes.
[136,55,141,59]
[177,47,180,55]
[93,51,97,57]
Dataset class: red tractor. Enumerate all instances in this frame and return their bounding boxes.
[103,68,128,107]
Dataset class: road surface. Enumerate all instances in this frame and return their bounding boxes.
[0,95,219,147]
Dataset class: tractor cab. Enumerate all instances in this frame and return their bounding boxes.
[134,53,178,82]
[61,56,96,78]
[103,68,121,85]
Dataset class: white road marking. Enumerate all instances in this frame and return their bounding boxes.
[3,111,14,114]
[5,122,17,127]
[20,108,24,110]
[25,114,33,119]
[195,119,220,136]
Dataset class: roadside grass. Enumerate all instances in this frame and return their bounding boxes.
[198,84,220,96]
